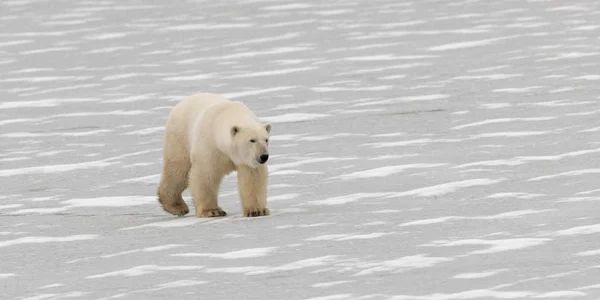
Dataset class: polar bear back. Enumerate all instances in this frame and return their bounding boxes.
[165,93,261,159]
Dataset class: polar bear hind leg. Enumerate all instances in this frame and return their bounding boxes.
[157,152,191,217]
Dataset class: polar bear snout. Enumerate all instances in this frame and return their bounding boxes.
[258,154,269,164]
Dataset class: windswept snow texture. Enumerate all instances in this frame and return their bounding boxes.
[2,0,600,299]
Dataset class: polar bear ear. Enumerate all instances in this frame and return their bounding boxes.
[231,126,240,136]
[264,123,272,133]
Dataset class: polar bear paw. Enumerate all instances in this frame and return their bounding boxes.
[244,207,270,217]
[197,207,227,217]
[157,190,190,217]
[161,201,190,217]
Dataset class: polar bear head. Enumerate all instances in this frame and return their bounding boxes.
[229,122,272,168]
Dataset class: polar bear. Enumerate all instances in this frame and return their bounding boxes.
[157,93,272,218]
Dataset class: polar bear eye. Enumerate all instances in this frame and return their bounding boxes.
[250,139,256,143]
[265,139,269,143]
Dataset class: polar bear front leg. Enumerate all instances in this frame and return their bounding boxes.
[189,161,227,217]
[237,164,270,217]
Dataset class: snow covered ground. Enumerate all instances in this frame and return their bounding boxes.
[1,0,600,299]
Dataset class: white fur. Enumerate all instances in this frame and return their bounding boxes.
[157,93,272,217]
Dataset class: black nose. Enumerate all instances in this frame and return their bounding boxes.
[259,154,269,163]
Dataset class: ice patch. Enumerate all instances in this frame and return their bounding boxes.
[0,231,27,236]
[269,157,357,172]
[120,174,160,184]
[0,204,23,210]
[10,196,157,215]
[573,75,600,80]
[452,117,556,130]
[311,85,392,92]
[223,86,297,98]
[273,100,342,110]
[486,192,545,200]
[0,235,98,248]
[468,65,509,72]
[456,148,600,168]
[453,269,508,279]
[84,33,132,40]
[162,74,214,81]
[533,291,587,298]
[332,163,447,180]
[2,130,112,138]
[306,232,394,241]
[470,131,551,138]
[529,169,600,181]
[351,94,449,107]
[302,295,352,300]
[398,210,550,227]
[549,87,576,93]
[171,247,277,259]
[371,209,403,214]
[123,127,164,135]
[20,47,77,55]
[556,197,600,203]
[315,8,353,16]
[575,249,600,256]
[453,74,523,80]
[379,75,407,80]
[400,94,449,101]
[38,284,64,289]
[205,256,340,276]
[363,221,389,226]
[86,265,204,279]
[200,47,311,61]
[0,98,98,109]
[344,54,438,61]
[0,273,15,278]
[269,194,300,202]
[0,40,32,47]
[261,3,314,11]
[155,280,206,288]
[224,32,301,47]
[247,256,341,275]
[540,52,600,61]
[479,103,512,109]
[353,254,453,276]
[311,281,352,288]
[100,94,157,103]
[371,133,405,137]
[271,170,323,176]
[87,47,134,55]
[580,126,600,133]
[576,189,600,195]
[364,138,435,148]
[162,23,255,31]
[422,238,552,255]
[429,35,518,51]
[262,19,317,28]
[120,218,208,230]
[67,196,156,207]
[307,193,393,206]
[97,244,185,259]
[395,290,537,299]
[554,224,600,236]
[20,292,89,299]
[226,67,317,79]
[387,178,506,198]
[262,113,330,123]
[277,223,334,229]
[493,86,545,93]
